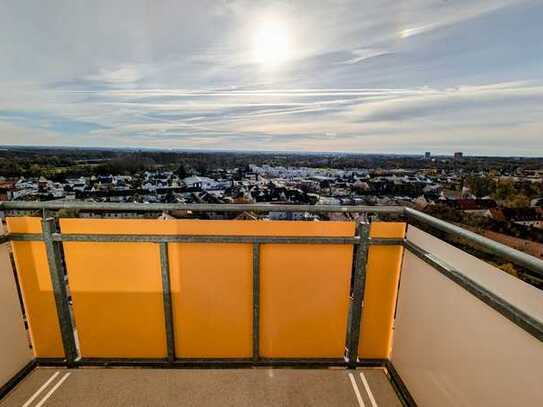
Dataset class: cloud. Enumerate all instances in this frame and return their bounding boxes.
[0,110,109,134]
[0,0,541,155]
[84,65,146,85]
[339,49,392,65]
[349,82,543,123]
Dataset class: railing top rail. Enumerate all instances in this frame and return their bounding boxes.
[2,200,543,275]
[405,207,543,276]
[0,201,405,213]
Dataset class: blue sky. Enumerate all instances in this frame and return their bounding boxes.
[0,0,542,155]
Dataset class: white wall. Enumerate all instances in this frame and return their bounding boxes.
[391,226,543,407]
[0,243,33,388]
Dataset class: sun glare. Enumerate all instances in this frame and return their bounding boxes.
[253,21,290,67]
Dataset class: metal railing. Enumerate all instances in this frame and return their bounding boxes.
[3,201,540,272]
[0,201,403,214]
[405,207,543,276]
[3,201,543,406]
[7,214,392,369]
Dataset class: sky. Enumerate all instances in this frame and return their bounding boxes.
[0,0,542,156]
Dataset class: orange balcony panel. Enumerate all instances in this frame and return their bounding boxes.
[6,217,64,358]
[60,219,167,358]
[169,243,253,358]
[358,222,406,359]
[166,220,355,358]
[259,222,355,358]
[26,218,356,360]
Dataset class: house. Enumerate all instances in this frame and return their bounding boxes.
[0,180,17,201]
[489,207,543,229]
[443,199,498,215]
[183,176,219,191]
[269,211,313,221]
[439,189,475,201]
[414,195,430,210]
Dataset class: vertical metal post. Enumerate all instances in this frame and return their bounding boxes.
[42,215,77,366]
[347,221,370,368]
[159,242,175,363]
[252,242,260,362]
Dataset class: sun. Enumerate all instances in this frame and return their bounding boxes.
[252,21,290,67]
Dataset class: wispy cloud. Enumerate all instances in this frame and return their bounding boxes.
[0,0,541,155]
[339,49,392,65]
[84,65,146,85]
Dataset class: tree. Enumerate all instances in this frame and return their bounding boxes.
[497,263,518,278]
[176,164,188,179]
[423,204,463,223]
[493,180,515,202]
[57,209,79,218]
[465,176,494,198]
[507,194,530,208]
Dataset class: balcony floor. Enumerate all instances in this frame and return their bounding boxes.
[1,367,402,407]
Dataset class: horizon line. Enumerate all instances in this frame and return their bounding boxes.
[1,144,542,159]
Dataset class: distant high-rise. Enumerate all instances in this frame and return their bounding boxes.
[454,152,463,159]
[425,152,431,159]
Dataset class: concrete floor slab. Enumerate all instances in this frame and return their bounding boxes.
[1,367,401,407]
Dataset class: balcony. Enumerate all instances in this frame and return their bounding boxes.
[0,202,542,406]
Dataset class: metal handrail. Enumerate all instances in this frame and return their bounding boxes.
[405,207,543,276]
[2,200,543,275]
[0,201,403,213]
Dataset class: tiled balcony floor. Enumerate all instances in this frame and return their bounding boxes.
[1,367,402,407]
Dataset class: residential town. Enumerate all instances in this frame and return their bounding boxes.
[1,147,543,287]
[1,158,542,225]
